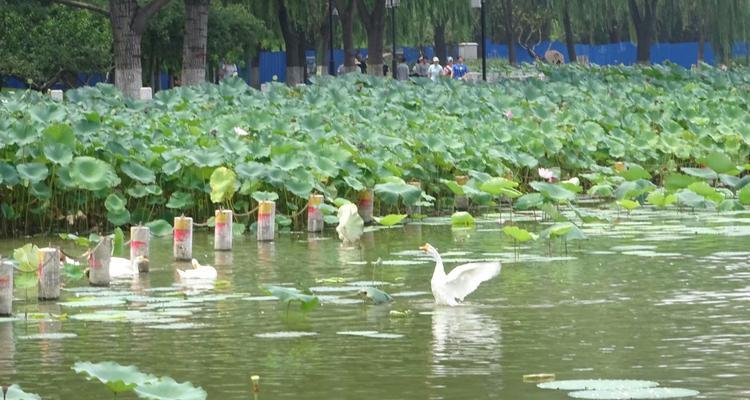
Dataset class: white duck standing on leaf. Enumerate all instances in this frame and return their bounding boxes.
[107,256,149,279]
[420,243,501,306]
[336,203,364,244]
[177,259,217,281]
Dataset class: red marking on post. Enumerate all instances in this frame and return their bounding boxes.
[215,222,228,229]
[174,229,189,242]
[0,276,9,288]
[358,199,372,207]
[88,253,101,269]
[258,213,271,223]
[130,240,147,250]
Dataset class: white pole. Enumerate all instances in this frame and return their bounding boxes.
[174,217,193,260]
[214,209,233,250]
[130,226,150,272]
[38,248,61,300]
[357,189,374,224]
[307,194,324,233]
[88,237,112,287]
[0,259,13,316]
[257,201,275,241]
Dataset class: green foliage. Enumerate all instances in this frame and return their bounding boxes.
[375,214,407,226]
[502,226,538,242]
[72,361,155,394]
[209,167,237,204]
[265,285,320,311]
[358,287,394,304]
[451,211,475,227]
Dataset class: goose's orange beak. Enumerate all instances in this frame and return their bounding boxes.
[419,243,430,252]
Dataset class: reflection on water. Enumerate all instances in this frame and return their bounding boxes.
[430,306,502,378]
[0,321,14,379]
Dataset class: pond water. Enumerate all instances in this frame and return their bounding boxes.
[1,209,749,399]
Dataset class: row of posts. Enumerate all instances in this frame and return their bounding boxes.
[1,182,470,316]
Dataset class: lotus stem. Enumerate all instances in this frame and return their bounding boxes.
[251,375,260,393]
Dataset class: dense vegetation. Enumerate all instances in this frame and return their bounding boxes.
[2,63,750,237]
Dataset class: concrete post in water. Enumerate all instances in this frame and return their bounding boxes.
[407,180,422,216]
[454,175,470,211]
[357,189,374,224]
[38,248,61,300]
[0,259,13,316]
[307,194,324,233]
[88,237,112,287]
[130,226,150,273]
[50,90,64,101]
[257,201,275,241]
[174,217,193,260]
[140,87,153,100]
[214,209,233,251]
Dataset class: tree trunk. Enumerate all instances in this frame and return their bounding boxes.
[110,0,143,98]
[181,0,209,86]
[336,0,357,72]
[278,1,306,85]
[434,24,447,65]
[562,0,576,62]
[358,0,386,76]
[503,0,515,65]
[251,46,260,88]
[628,0,657,64]
[697,27,705,63]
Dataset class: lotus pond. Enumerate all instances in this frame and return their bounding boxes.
[1,207,750,399]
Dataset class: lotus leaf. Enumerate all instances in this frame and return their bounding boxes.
[676,189,714,208]
[44,142,74,165]
[530,181,576,202]
[252,191,279,202]
[568,387,699,399]
[134,377,207,400]
[514,193,544,210]
[503,226,538,242]
[374,182,422,206]
[451,212,475,227]
[680,167,717,180]
[16,163,49,183]
[537,379,659,391]
[209,167,237,203]
[359,287,394,304]
[686,181,724,203]
[480,177,519,196]
[70,156,120,191]
[646,190,676,208]
[663,174,699,191]
[617,199,640,211]
[0,162,20,186]
[72,361,156,394]
[700,151,735,174]
[265,285,320,311]
[540,223,587,240]
[375,214,407,226]
[614,179,655,200]
[719,199,744,211]
[121,161,156,184]
[105,193,126,212]
[145,219,173,237]
[619,164,651,181]
[166,192,194,209]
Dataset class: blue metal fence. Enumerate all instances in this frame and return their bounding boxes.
[3,40,746,89]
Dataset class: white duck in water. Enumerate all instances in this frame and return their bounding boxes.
[109,256,149,278]
[420,243,501,306]
[177,259,217,280]
[336,203,364,244]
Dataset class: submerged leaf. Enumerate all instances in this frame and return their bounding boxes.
[265,286,320,311]
[134,377,207,400]
[451,211,475,227]
[359,287,394,304]
[72,361,156,394]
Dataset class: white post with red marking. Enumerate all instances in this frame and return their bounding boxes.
[357,189,374,224]
[257,201,275,241]
[37,247,61,300]
[214,209,233,250]
[307,194,324,233]
[173,217,193,260]
[130,226,150,272]
[88,237,112,287]
[0,259,13,316]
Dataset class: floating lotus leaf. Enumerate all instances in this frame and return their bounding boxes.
[134,377,207,400]
[16,163,49,183]
[70,156,120,191]
[265,286,320,311]
[3,384,42,400]
[374,182,422,206]
[503,226,538,242]
[568,387,699,399]
[375,214,407,226]
[451,211,475,227]
[72,361,156,394]
[121,161,156,184]
[209,167,237,203]
[538,379,659,391]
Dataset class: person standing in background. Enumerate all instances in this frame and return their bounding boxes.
[396,56,410,81]
[428,57,443,81]
[414,56,429,77]
[443,57,454,78]
[453,56,469,80]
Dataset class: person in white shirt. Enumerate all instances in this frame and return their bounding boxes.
[427,57,443,82]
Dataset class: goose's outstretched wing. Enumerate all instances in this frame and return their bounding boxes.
[443,262,501,301]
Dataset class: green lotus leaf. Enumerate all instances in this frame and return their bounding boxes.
[502,226,538,242]
[680,167,717,180]
[43,123,76,148]
[166,192,194,209]
[15,272,38,290]
[451,211,475,227]
[44,142,74,165]
[134,377,207,400]
[145,219,173,237]
[70,156,121,191]
[265,286,320,311]
[13,243,40,273]
[676,189,714,209]
[30,181,51,200]
[10,122,37,146]
[145,184,163,196]
[63,262,85,281]
[514,193,544,210]
[121,161,156,184]
[588,184,613,198]
[700,151,735,174]
[538,379,659,391]
[646,189,676,208]
[530,181,576,202]
[252,191,279,202]
[0,162,20,186]
[16,163,49,183]
[375,214,407,226]
[687,181,724,203]
[72,361,156,394]
[718,199,744,212]
[3,384,41,400]
[568,387,698,399]
[107,209,131,226]
[540,222,587,240]
[161,159,181,176]
[617,199,639,211]
[209,167,237,203]
[359,287,394,305]
[235,162,266,180]
[479,177,518,196]
[105,193,127,212]
[663,174,699,191]
[127,185,149,198]
[232,222,246,236]
[343,176,365,191]
[614,179,655,200]
[374,182,422,206]
[619,164,651,181]
[441,179,465,196]
[285,169,314,198]
[718,174,740,188]
[739,185,750,205]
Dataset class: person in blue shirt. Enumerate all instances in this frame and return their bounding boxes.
[453,56,469,80]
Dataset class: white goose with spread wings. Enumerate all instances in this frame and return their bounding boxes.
[421,243,501,306]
